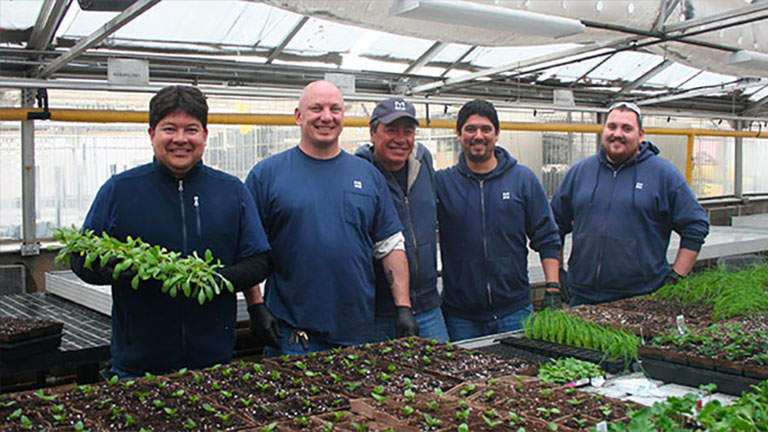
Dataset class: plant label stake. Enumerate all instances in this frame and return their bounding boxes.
[676,315,687,334]
[595,421,608,432]
[590,376,606,387]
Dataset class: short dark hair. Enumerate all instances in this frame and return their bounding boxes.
[149,86,208,129]
[457,99,499,133]
[370,119,380,135]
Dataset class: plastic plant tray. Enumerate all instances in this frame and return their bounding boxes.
[497,336,630,374]
[640,356,763,396]
[0,332,63,362]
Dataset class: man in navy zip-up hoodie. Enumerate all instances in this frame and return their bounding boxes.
[551,102,709,306]
[435,99,562,341]
[72,86,271,378]
[356,97,448,342]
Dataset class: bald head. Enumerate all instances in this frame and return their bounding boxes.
[295,80,345,158]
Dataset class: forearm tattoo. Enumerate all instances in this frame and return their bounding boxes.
[385,270,394,287]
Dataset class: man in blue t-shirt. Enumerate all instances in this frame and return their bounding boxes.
[245,80,419,356]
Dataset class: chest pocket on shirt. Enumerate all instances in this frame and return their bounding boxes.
[343,190,375,228]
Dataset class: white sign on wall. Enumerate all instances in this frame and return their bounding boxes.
[324,73,356,95]
[108,58,149,86]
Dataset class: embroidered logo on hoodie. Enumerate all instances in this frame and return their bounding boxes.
[354,180,363,189]
[635,182,644,190]
[502,191,510,200]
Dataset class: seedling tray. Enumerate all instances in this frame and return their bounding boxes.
[640,356,762,396]
[0,332,62,362]
[497,336,630,374]
[478,342,552,365]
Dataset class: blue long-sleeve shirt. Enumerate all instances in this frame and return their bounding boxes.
[551,141,710,304]
[74,159,269,375]
[436,147,561,320]
[355,143,441,317]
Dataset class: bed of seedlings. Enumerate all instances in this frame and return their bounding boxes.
[532,265,768,377]
[0,337,644,432]
[0,318,62,343]
[515,309,641,373]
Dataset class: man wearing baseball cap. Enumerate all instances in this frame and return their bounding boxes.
[551,101,709,306]
[356,97,448,342]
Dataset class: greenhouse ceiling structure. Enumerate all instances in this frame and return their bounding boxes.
[1,0,768,118]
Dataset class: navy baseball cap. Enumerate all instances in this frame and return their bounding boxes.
[370,97,420,126]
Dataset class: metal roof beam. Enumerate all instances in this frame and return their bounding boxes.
[409,36,635,94]
[266,15,309,64]
[620,59,673,93]
[742,89,768,116]
[654,0,680,32]
[37,0,161,78]
[568,53,613,88]
[439,45,476,78]
[28,0,71,51]
[401,41,446,76]
[636,78,765,105]
[664,1,768,33]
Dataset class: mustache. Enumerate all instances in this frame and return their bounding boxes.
[609,136,627,144]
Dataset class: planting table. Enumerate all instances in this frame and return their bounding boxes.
[0,292,258,391]
[0,293,111,390]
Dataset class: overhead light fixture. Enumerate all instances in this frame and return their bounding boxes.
[391,0,586,39]
[724,50,768,70]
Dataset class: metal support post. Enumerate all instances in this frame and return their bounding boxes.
[21,89,40,256]
[734,120,744,200]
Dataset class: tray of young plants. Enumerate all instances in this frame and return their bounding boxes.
[0,317,64,361]
[566,264,768,342]
[619,263,768,394]
[0,337,643,432]
[565,295,714,339]
[52,226,233,305]
[638,317,768,396]
[593,380,768,431]
[498,309,641,374]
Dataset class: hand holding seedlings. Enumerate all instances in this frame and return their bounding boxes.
[53,226,233,305]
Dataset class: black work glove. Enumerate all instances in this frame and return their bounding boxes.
[661,269,684,288]
[559,268,571,304]
[247,303,282,349]
[98,256,137,283]
[395,306,420,338]
[543,282,563,309]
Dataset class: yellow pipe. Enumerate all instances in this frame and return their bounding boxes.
[2,108,768,139]
[686,134,695,184]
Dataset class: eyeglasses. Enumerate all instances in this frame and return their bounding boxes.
[608,101,641,119]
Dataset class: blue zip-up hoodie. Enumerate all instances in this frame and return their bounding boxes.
[73,159,269,375]
[435,147,561,321]
[355,142,441,317]
[550,141,709,304]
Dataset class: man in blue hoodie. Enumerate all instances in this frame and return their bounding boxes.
[435,99,562,341]
[71,86,272,378]
[551,102,709,306]
[356,97,448,342]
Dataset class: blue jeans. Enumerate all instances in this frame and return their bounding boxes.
[444,304,534,342]
[263,321,348,358]
[372,306,450,343]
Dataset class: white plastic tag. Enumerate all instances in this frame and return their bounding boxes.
[591,376,606,387]
[676,314,687,334]
[596,421,608,432]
